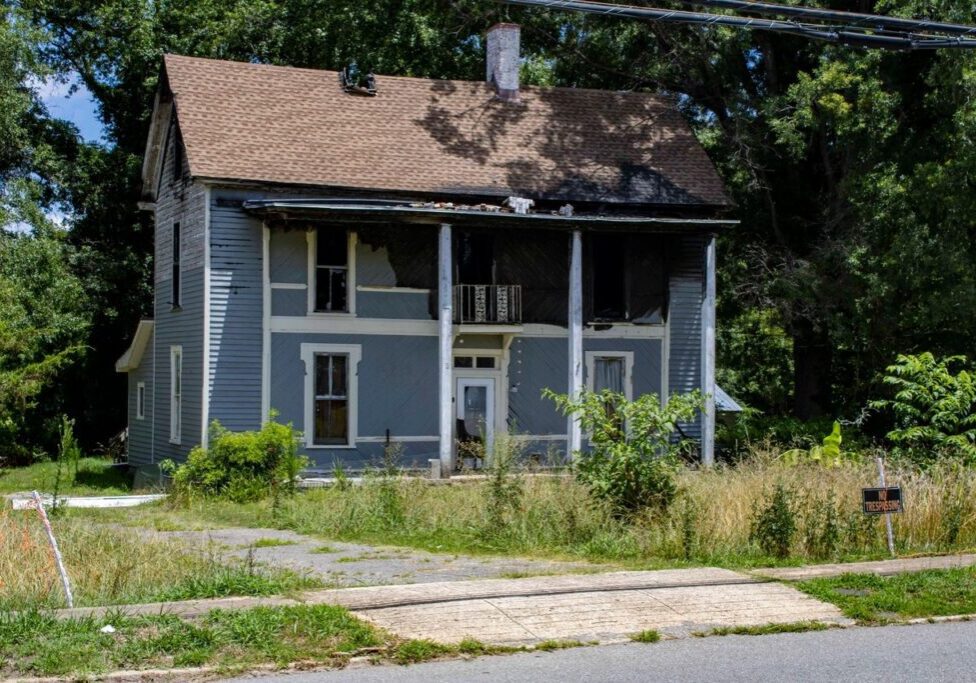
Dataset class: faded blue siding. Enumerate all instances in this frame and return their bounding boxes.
[508,337,568,435]
[271,289,306,316]
[269,332,439,468]
[356,290,430,319]
[269,229,307,284]
[668,235,705,439]
[150,116,206,463]
[209,190,264,432]
[127,333,153,466]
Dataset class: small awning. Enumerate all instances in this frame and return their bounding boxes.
[715,384,743,413]
[115,320,154,372]
[242,198,738,233]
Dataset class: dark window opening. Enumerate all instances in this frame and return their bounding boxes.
[315,229,348,312]
[171,222,181,308]
[592,234,626,320]
[313,353,349,445]
[457,232,494,284]
[172,134,183,183]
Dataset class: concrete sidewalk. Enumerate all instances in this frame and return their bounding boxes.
[47,554,976,648]
[753,553,976,581]
[53,568,849,646]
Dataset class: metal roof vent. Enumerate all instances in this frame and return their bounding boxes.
[340,64,376,96]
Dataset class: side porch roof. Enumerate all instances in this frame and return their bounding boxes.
[115,320,154,373]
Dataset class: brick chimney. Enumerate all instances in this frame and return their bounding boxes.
[486,23,520,101]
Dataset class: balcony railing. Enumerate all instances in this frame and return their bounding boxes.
[453,285,522,324]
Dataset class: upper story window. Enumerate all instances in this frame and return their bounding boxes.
[314,228,350,313]
[591,233,626,320]
[171,222,181,309]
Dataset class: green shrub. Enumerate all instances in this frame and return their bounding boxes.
[781,421,859,467]
[750,483,797,558]
[163,417,307,503]
[870,353,976,463]
[545,388,700,518]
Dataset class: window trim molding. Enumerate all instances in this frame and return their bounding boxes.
[300,343,361,449]
[584,351,635,401]
[136,381,146,421]
[169,345,182,444]
[307,229,357,316]
[136,382,146,420]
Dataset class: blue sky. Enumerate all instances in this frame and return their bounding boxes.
[34,73,107,144]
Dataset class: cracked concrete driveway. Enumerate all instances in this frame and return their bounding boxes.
[147,527,615,587]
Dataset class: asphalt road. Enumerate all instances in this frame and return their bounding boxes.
[228,621,976,683]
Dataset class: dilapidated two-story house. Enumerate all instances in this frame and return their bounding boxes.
[116,23,735,476]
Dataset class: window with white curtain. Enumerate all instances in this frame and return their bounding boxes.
[585,351,634,432]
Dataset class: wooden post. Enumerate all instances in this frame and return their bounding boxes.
[568,230,583,459]
[701,235,717,466]
[438,223,454,477]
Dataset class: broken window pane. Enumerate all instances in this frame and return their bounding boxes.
[315,228,348,312]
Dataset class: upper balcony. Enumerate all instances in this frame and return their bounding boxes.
[453,284,522,325]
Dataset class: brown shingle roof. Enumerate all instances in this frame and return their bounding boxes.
[162,54,729,207]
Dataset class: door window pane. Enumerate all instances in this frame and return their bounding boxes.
[462,385,488,439]
[594,357,625,394]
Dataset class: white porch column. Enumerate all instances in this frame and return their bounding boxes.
[438,223,454,476]
[701,235,717,466]
[567,229,583,458]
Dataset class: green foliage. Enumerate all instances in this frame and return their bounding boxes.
[780,421,857,467]
[481,436,525,541]
[163,417,307,503]
[870,353,976,463]
[750,483,797,559]
[0,231,89,463]
[546,388,700,518]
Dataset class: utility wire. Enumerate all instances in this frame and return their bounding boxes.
[501,0,976,49]
[677,0,976,37]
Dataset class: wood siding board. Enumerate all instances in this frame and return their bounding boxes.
[126,334,154,466]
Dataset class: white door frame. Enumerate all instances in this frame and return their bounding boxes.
[454,375,499,458]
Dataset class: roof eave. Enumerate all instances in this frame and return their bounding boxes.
[115,320,155,373]
[242,199,738,233]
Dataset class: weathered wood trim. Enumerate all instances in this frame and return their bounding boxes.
[701,235,717,465]
[568,230,583,457]
[438,223,454,475]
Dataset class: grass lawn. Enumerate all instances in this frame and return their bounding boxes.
[798,567,976,623]
[0,605,549,678]
[0,457,134,496]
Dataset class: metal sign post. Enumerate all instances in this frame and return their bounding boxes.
[875,456,896,557]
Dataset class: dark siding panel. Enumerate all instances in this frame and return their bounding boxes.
[668,234,704,439]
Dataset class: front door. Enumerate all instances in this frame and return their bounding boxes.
[455,377,495,461]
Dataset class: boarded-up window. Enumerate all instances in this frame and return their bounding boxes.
[313,353,349,445]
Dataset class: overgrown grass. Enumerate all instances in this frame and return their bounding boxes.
[695,621,832,637]
[0,507,320,610]
[0,457,134,495]
[91,455,976,569]
[630,629,662,642]
[798,567,976,623]
[0,605,381,678]
[250,537,297,548]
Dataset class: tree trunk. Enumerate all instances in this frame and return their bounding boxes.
[792,320,832,419]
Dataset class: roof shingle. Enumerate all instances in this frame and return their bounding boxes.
[161,54,729,207]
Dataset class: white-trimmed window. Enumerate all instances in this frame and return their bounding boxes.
[136,382,146,420]
[301,343,361,448]
[308,229,356,314]
[586,351,634,432]
[585,351,634,399]
[169,346,182,444]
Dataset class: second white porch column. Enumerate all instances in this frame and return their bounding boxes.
[438,223,454,476]
[701,235,717,466]
[567,230,583,458]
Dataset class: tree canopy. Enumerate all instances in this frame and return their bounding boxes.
[3,0,976,454]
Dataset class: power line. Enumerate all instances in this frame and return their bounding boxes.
[501,0,976,49]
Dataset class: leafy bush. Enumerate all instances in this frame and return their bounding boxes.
[163,417,307,503]
[780,421,858,467]
[869,353,976,463]
[750,483,797,558]
[545,388,700,518]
